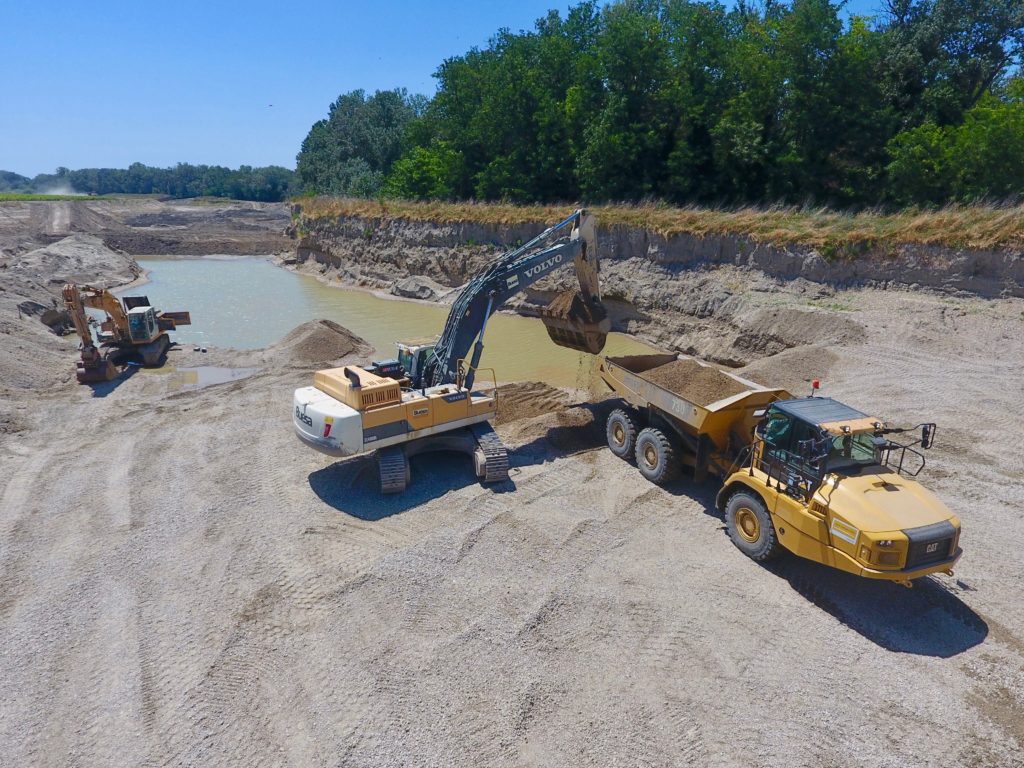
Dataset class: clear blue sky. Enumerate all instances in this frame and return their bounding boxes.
[1,0,882,177]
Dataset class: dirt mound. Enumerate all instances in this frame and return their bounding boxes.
[265,319,370,367]
[738,344,839,393]
[639,358,749,406]
[494,381,570,425]
[11,234,139,291]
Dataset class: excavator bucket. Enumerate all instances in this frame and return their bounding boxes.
[158,311,191,330]
[538,291,611,354]
[75,354,117,384]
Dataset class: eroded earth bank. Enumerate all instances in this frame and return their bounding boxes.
[1,199,1023,767]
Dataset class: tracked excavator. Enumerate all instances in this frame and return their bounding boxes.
[62,283,191,383]
[292,209,611,493]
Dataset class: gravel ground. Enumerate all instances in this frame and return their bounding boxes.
[1,202,1023,767]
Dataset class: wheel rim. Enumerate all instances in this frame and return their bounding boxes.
[736,507,760,543]
[613,423,625,446]
[643,444,657,468]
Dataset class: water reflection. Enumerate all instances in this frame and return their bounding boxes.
[125,256,657,387]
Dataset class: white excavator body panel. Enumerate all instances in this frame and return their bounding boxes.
[293,386,363,456]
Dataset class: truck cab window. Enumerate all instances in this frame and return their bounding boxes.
[762,411,792,452]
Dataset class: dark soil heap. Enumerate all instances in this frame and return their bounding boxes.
[638,358,749,407]
[268,319,370,366]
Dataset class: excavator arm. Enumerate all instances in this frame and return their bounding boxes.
[62,283,117,383]
[62,284,97,352]
[79,284,131,343]
[421,209,609,389]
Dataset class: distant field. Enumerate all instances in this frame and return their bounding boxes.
[295,197,1024,252]
[0,193,109,201]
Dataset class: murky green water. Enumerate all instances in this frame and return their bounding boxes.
[125,256,658,387]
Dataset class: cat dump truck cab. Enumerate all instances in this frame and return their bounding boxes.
[598,354,962,584]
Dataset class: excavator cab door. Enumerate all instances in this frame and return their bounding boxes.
[127,307,159,343]
[396,341,436,386]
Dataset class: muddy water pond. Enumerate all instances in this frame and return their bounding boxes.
[126,256,658,388]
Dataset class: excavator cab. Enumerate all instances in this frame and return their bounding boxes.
[127,306,161,344]
[396,339,437,386]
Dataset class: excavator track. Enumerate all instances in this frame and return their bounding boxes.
[471,422,510,483]
[377,446,410,494]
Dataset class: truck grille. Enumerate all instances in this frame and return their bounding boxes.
[903,520,956,569]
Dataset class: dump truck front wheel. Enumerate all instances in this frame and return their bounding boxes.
[606,408,639,459]
[725,491,782,562]
[634,427,680,485]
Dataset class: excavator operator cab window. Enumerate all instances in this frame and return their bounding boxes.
[396,342,436,383]
[127,307,157,343]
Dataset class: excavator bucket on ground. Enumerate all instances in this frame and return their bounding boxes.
[538,290,611,354]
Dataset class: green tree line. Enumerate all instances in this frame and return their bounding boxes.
[296,0,1024,207]
[0,163,295,202]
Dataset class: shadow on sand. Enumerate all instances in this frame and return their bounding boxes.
[87,364,138,397]
[655,471,987,658]
[306,400,611,520]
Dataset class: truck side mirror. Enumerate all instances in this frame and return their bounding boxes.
[922,423,935,449]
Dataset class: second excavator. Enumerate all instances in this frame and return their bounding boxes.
[292,209,610,493]
[63,283,191,383]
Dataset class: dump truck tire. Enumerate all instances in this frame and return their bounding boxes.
[725,491,782,562]
[634,427,680,485]
[606,408,639,459]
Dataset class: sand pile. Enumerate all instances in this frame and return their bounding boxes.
[266,319,370,366]
[12,234,139,290]
[639,358,749,406]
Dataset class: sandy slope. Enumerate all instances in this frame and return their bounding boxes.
[1,202,1023,767]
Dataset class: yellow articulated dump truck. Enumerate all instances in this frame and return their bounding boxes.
[598,354,962,586]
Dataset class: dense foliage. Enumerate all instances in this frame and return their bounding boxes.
[297,0,1024,207]
[0,163,295,201]
[295,89,425,197]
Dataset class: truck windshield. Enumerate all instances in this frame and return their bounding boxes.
[828,432,879,471]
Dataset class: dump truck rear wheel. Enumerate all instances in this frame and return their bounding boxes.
[634,427,680,485]
[725,491,782,562]
[606,408,639,459]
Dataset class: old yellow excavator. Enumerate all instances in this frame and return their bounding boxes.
[62,283,191,383]
[292,208,610,493]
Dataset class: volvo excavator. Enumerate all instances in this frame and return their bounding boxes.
[63,283,191,383]
[292,209,611,493]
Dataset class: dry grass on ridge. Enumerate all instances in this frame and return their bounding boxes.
[294,196,1024,251]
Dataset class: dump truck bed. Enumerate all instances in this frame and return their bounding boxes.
[598,354,790,461]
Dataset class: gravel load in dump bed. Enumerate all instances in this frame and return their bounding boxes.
[544,290,608,324]
[638,358,750,406]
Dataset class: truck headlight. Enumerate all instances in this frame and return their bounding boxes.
[878,551,900,566]
[878,539,893,547]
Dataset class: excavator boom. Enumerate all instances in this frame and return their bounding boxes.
[422,208,610,389]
